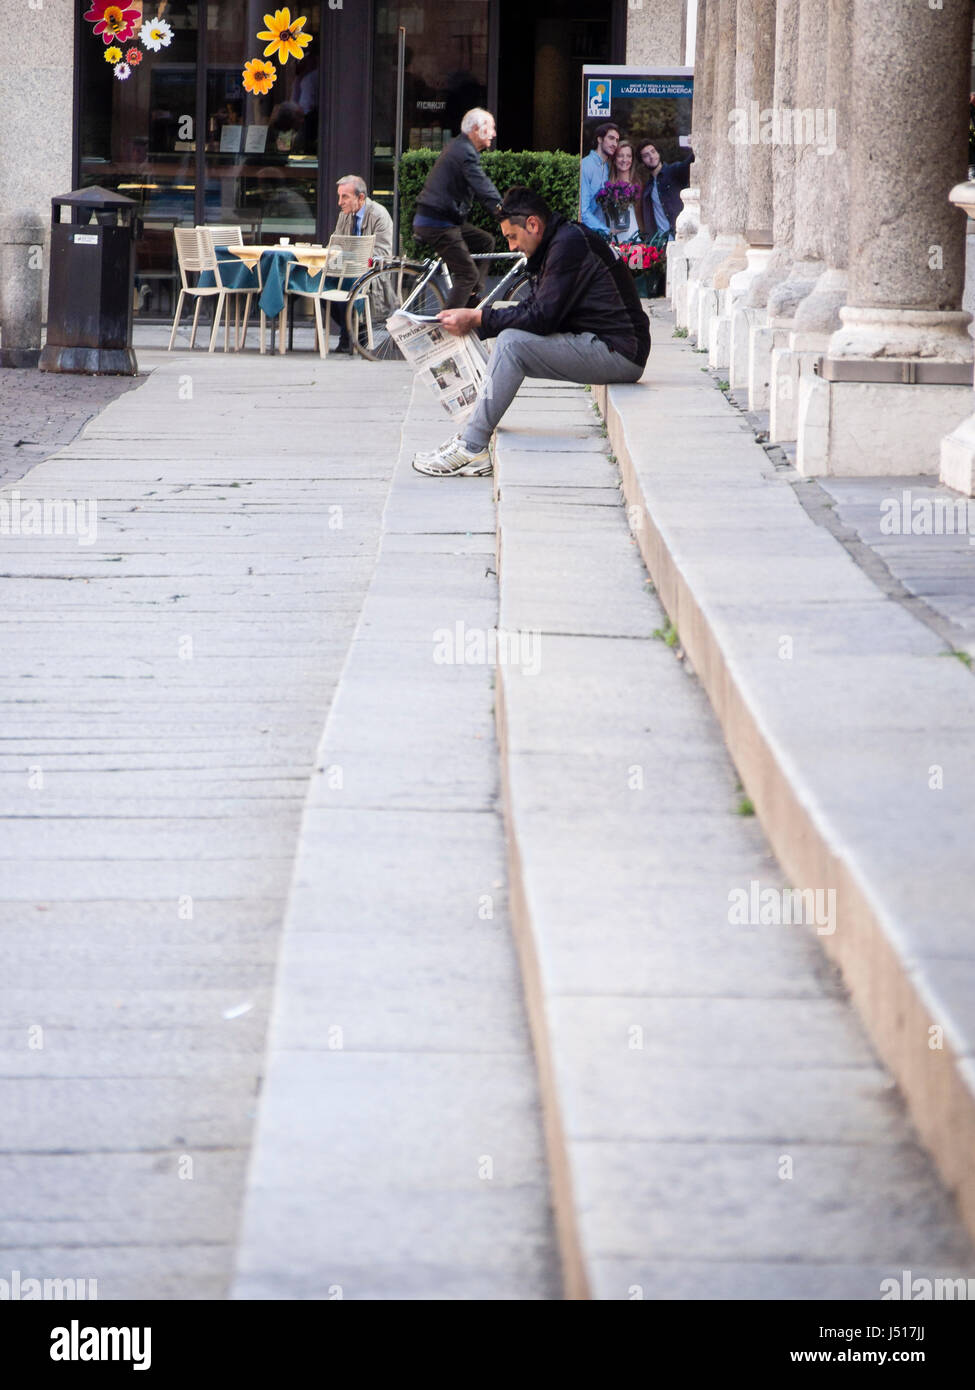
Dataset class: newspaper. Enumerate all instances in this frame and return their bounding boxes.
[386,311,485,421]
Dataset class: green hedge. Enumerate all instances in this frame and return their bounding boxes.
[397,149,581,260]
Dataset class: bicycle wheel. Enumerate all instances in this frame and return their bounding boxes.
[487,269,532,311]
[346,263,446,362]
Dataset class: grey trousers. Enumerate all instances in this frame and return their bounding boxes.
[463,328,645,449]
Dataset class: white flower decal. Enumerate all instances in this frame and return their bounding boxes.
[114,61,131,80]
[139,18,174,51]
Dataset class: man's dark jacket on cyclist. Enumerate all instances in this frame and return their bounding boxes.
[413,130,503,308]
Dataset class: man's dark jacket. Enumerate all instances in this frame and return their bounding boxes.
[479,213,651,369]
[414,134,502,226]
[641,150,694,235]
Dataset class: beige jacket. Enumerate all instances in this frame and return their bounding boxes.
[334,198,394,260]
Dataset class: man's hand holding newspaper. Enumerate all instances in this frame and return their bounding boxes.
[437,308,482,336]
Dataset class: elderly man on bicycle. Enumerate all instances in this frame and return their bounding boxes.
[412,108,504,310]
[412,186,650,477]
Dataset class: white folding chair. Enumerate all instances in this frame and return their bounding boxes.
[168,228,219,351]
[284,234,376,358]
[197,226,261,352]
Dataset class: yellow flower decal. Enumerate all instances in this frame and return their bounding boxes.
[256,10,311,64]
[242,58,278,95]
[104,45,123,63]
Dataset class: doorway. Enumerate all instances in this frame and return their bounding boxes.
[497,0,625,153]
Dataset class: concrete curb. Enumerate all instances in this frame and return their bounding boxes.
[492,646,590,1301]
[595,343,975,1246]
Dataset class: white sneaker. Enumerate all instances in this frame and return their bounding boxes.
[412,434,492,477]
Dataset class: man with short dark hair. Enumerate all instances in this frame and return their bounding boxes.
[412,108,503,309]
[412,186,649,477]
[580,121,621,235]
[637,141,694,242]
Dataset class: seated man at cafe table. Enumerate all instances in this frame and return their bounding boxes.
[334,175,395,352]
[412,186,649,477]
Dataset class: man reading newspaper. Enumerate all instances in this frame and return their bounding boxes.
[412,186,650,478]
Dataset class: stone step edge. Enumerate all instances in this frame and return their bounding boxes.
[491,470,589,1302]
[594,380,975,1251]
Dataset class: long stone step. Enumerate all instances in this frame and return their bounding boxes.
[231,376,560,1300]
[595,315,975,1252]
[493,375,975,1298]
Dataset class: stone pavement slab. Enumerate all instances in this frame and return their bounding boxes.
[0,347,411,1298]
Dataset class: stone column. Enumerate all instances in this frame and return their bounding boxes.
[766,0,829,438]
[695,0,749,350]
[762,0,845,444]
[811,0,973,476]
[745,0,800,409]
[0,212,45,366]
[672,0,711,325]
[794,0,853,472]
[0,0,74,353]
[941,185,975,494]
[714,0,777,375]
[683,0,718,330]
[626,0,687,65]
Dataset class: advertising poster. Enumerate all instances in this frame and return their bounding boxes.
[580,65,694,239]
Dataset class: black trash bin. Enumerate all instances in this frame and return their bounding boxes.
[39,186,139,375]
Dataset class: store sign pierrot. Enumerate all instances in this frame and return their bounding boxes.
[82,3,174,84]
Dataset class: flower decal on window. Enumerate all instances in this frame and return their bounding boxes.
[84,3,142,45]
[114,62,132,81]
[126,47,143,66]
[139,18,175,52]
[104,45,123,64]
[256,10,311,64]
[242,58,278,96]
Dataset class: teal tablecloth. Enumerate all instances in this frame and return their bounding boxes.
[199,246,297,320]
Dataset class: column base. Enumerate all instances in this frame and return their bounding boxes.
[677,223,712,330]
[697,285,719,352]
[731,305,763,391]
[940,413,975,496]
[769,333,830,444]
[796,377,972,476]
[748,315,774,412]
[713,248,775,374]
[690,231,744,346]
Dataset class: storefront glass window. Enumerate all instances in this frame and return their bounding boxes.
[205,0,321,241]
[78,1,199,317]
[371,1,490,209]
[77,1,322,317]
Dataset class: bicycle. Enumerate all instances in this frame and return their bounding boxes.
[344,250,531,362]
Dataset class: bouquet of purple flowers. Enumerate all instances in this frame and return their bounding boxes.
[594,180,642,222]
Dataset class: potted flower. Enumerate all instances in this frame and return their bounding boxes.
[594,180,642,233]
[615,240,666,298]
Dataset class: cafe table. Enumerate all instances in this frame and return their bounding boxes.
[220,243,340,353]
